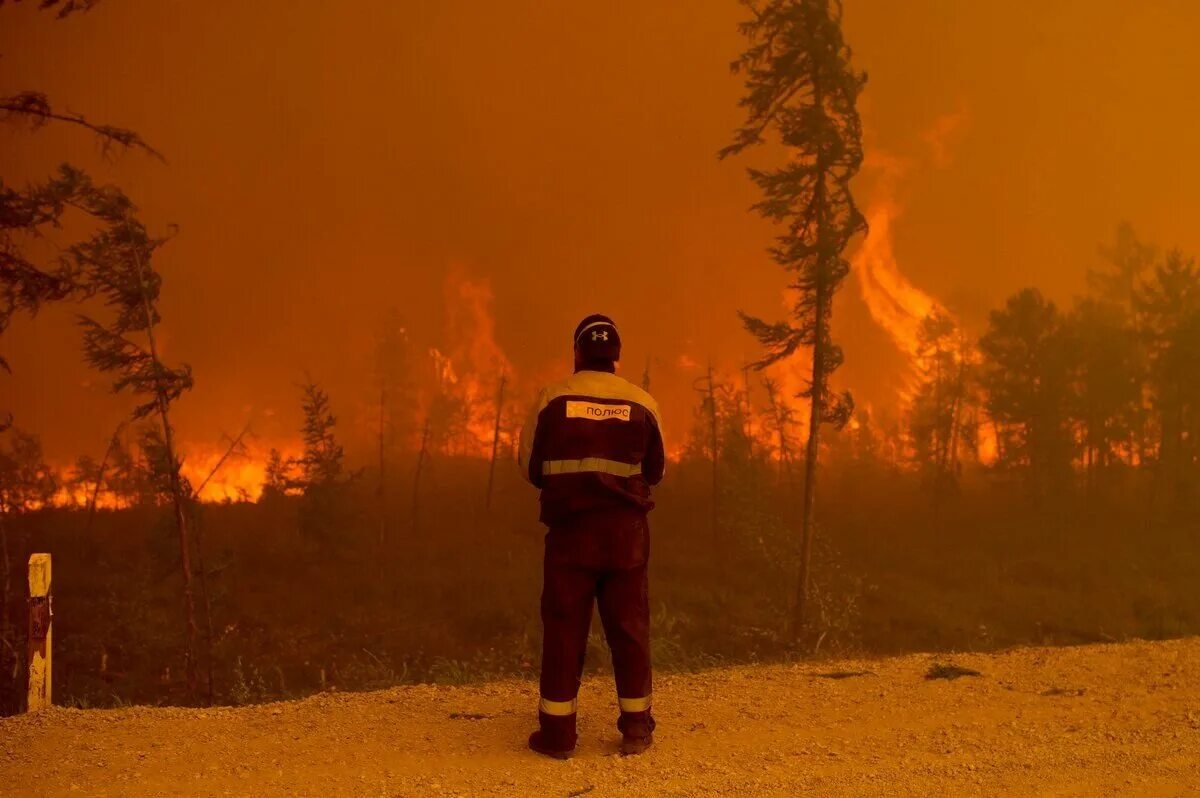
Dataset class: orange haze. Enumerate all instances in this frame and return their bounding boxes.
[5,1,1200,491]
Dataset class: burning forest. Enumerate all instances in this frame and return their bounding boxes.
[1,0,1200,725]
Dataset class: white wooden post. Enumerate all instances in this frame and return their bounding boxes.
[27,553,51,712]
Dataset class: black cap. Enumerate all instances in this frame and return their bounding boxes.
[574,313,621,362]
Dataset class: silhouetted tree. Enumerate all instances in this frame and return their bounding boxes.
[690,363,721,537]
[72,206,199,698]
[188,425,250,704]
[1,0,160,418]
[979,289,1075,501]
[721,0,867,636]
[760,377,798,483]
[1138,249,1200,509]
[1090,222,1156,312]
[67,432,154,509]
[908,311,976,502]
[847,407,889,467]
[411,415,431,534]
[1065,299,1140,493]
[373,310,414,543]
[484,372,508,512]
[0,168,141,389]
[260,448,296,502]
[1090,223,1155,464]
[685,374,757,465]
[0,1,105,21]
[298,380,344,489]
[296,380,349,543]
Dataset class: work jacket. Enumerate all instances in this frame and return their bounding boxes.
[518,369,665,525]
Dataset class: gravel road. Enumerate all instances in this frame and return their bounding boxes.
[2,638,1198,796]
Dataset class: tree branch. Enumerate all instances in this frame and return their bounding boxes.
[1,92,164,161]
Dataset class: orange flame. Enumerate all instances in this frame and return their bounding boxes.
[853,199,944,365]
[182,441,302,503]
[427,267,516,457]
[50,438,302,507]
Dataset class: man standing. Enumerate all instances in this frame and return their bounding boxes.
[518,314,665,759]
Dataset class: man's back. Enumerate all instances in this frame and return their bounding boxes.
[519,369,665,524]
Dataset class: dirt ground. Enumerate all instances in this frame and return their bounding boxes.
[1,638,1198,797]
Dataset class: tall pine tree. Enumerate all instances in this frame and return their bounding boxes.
[721,0,867,636]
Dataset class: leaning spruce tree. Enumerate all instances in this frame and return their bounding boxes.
[721,0,867,638]
[72,207,199,698]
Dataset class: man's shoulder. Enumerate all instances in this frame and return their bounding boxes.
[540,371,661,425]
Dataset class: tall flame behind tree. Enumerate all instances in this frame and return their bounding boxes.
[72,207,199,700]
[721,0,867,639]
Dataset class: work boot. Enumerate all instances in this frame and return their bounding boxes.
[618,710,655,756]
[529,711,576,760]
[528,730,574,760]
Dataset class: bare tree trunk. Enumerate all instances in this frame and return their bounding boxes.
[0,512,11,713]
[377,385,388,550]
[189,427,248,706]
[741,361,754,455]
[131,237,198,702]
[930,342,947,522]
[485,373,507,512]
[706,362,719,539]
[1085,399,1096,502]
[795,295,826,640]
[411,416,430,535]
[947,350,967,478]
[191,512,215,705]
[764,379,791,488]
[991,417,1006,465]
[86,422,125,531]
[933,342,945,476]
[794,99,831,641]
[156,403,197,699]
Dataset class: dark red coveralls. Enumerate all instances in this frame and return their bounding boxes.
[518,367,666,749]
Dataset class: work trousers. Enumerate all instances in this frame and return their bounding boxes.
[537,507,653,746]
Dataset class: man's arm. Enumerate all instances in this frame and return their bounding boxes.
[517,388,549,487]
[643,413,665,486]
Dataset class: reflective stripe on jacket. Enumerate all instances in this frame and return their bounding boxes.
[518,370,665,524]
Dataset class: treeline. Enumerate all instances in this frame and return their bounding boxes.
[0,346,519,712]
[683,223,1200,522]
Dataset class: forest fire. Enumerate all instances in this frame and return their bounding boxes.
[38,270,522,507]
[181,442,292,504]
[853,198,947,375]
[3,9,1200,793]
[47,440,296,508]
[424,269,517,458]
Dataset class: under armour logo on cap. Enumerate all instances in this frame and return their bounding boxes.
[574,315,619,345]
[573,314,622,360]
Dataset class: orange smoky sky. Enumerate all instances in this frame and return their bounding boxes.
[4,0,1200,468]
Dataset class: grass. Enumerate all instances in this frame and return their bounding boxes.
[1,455,1197,712]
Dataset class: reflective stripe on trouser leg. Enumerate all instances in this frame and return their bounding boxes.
[618,695,651,713]
[539,541,595,739]
[539,696,578,716]
[596,561,652,713]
